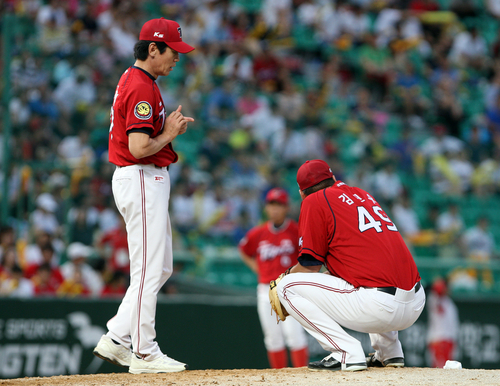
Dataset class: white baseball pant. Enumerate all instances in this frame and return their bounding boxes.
[277,273,425,365]
[106,164,172,360]
[257,283,308,352]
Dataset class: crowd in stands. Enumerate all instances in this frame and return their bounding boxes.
[1,0,500,297]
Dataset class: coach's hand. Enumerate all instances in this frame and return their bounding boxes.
[164,105,194,140]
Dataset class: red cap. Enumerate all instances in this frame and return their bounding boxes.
[265,188,289,205]
[139,18,195,54]
[432,278,447,296]
[297,160,334,191]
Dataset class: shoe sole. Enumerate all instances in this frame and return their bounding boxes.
[129,366,188,374]
[385,363,404,368]
[93,350,130,368]
[308,365,367,372]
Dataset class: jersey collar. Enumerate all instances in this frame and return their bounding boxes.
[132,65,156,81]
[267,218,290,234]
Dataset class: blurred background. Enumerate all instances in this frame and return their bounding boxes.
[1,0,500,377]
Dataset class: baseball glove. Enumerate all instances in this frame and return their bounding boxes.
[269,273,289,323]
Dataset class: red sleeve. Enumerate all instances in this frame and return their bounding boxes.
[123,83,155,134]
[239,226,261,257]
[298,195,329,263]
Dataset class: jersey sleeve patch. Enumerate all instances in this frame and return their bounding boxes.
[134,101,153,120]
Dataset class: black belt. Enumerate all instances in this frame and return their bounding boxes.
[377,281,421,296]
[117,164,169,170]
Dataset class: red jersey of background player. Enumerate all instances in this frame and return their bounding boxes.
[108,66,178,167]
[239,219,299,284]
[298,180,420,290]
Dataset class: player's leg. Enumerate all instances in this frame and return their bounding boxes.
[155,209,174,293]
[277,273,367,368]
[128,166,172,359]
[368,331,404,366]
[94,166,137,367]
[127,166,187,373]
[281,315,309,367]
[367,283,425,367]
[257,283,287,368]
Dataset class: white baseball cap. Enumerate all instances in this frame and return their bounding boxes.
[67,242,93,260]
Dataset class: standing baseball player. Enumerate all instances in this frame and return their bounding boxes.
[93,18,195,374]
[269,160,425,371]
[239,188,309,369]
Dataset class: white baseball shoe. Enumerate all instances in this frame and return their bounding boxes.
[93,335,132,368]
[129,354,188,374]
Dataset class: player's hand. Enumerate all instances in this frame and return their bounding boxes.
[163,105,194,139]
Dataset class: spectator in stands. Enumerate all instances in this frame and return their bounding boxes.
[433,77,463,138]
[436,202,465,257]
[98,216,129,275]
[462,217,496,261]
[372,161,404,209]
[101,271,127,298]
[252,42,282,92]
[53,64,96,116]
[448,26,488,70]
[60,242,103,296]
[0,264,34,298]
[276,78,305,123]
[418,124,464,160]
[392,195,421,237]
[340,3,371,45]
[24,243,63,285]
[57,266,91,297]
[358,33,394,99]
[67,195,100,245]
[32,263,60,296]
[206,78,237,130]
[30,193,61,237]
[222,45,253,82]
[23,230,63,268]
[0,247,21,279]
[0,226,16,263]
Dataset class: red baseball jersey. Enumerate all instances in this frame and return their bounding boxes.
[298,181,420,290]
[239,219,299,284]
[108,66,178,167]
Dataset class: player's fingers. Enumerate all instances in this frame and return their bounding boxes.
[176,105,182,113]
[183,117,195,122]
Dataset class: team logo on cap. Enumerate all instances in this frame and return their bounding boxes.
[134,101,152,120]
[177,27,182,38]
[154,32,164,38]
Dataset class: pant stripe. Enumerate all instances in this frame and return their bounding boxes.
[283,282,358,363]
[137,169,147,356]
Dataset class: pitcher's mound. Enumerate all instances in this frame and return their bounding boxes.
[2,367,499,386]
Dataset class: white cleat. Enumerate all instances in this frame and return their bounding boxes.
[129,354,188,374]
[93,335,132,368]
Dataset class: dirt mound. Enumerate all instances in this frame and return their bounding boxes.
[1,367,499,386]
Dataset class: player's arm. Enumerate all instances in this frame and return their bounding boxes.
[287,253,323,274]
[240,251,258,274]
[129,105,194,159]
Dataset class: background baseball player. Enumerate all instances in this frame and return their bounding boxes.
[269,159,425,372]
[239,188,308,369]
[93,18,195,374]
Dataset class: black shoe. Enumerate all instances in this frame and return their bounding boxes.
[366,353,404,368]
[308,354,367,372]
